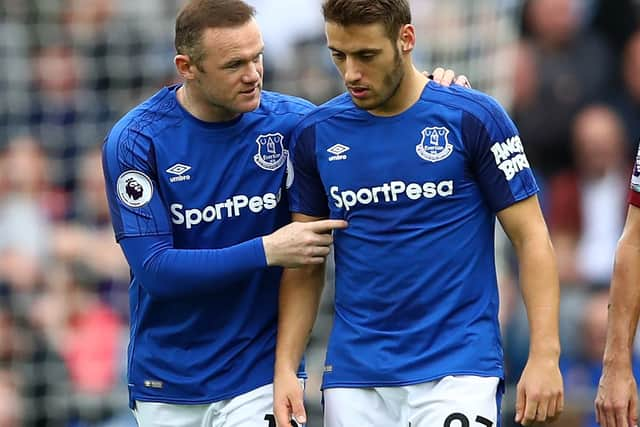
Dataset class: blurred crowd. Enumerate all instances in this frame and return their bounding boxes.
[0,0,638,426]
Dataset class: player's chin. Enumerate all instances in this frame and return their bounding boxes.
[236,92,261,112]
[351,96,381,111]
[349,95,369,107]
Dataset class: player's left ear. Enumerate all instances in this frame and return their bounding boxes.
[175,54,196,80]
[398,24,416,53]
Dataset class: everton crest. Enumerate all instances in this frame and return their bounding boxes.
[416,126,453,163]
[254,132,287,171]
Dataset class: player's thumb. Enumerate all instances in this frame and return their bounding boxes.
[514,387,525,423]
[291,397,307,425]
[273,401,291,427]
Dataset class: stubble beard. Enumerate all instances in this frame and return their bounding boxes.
[355,49,405,112]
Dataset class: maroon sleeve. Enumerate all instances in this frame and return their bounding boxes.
[629,188,640,207]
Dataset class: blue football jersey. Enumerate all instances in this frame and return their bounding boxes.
[102,84,313,405]
[289,82,539,389]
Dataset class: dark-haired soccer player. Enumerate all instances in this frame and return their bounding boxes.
[273,1,564,426]
[103,0,467,426]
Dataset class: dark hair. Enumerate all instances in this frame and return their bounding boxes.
[322,0,411,41]
[175,0,256,65]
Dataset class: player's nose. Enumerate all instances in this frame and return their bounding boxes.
[242,62,261,84]
[344,58,362,83]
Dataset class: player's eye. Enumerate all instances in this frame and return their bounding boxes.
[331,52,346,61]
[226,63,241,70]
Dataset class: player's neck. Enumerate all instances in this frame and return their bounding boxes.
[371,66,429,117]
[177,84,241,123]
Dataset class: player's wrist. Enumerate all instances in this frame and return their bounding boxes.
[261,235,277,266]
[527,343,561,361]
[602,350,633,369]
[274,368,298,383]
[274,357,300,377]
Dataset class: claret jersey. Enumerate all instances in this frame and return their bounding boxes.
[288,82,538,390]
[102,84,313,405]
[629,143,640,207]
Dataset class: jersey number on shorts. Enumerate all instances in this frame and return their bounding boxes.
[264,414,298,427]
[443,413,493,427]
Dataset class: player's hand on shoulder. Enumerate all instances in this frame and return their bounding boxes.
[515,355,564,425]
[425,67,472,88]
[273,370,306,427]
[262,219,348,267]
[594,363,638,427]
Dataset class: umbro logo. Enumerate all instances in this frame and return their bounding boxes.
[166,163,191,175]
[327,144,350,155]
[327,144,350,161]
[166,163,192,183]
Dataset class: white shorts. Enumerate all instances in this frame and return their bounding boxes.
[134,381,305,427]
[323,376,501,427]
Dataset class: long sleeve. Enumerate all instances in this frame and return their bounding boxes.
[120,234,268,299]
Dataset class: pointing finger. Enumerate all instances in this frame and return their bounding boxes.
[306,219,348,232]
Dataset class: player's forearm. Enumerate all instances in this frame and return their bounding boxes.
[120,234,267,299]
[603,237,640,366]
[498,197,561,357]
[275,264,325,374]
[517,234,561,358]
